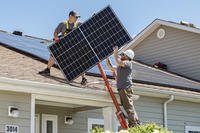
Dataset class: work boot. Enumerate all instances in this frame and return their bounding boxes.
[38,68,50,76]
[128,119,141,128]
[81,77,87,85]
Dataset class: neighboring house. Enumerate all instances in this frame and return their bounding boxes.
[0,18,200,133]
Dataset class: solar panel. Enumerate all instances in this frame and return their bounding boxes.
[49,5,132,82]
[0,31,115,76]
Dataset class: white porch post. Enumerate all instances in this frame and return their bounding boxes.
[102,107,117,132]
[30,94,35,133]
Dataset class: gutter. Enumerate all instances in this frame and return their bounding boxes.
[1,76,200,103]
[132,84,200,103]
[163,95,174,129]
[0,77,114,107]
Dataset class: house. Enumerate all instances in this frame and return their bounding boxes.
[0,19,200,133]
[122,19,200,132]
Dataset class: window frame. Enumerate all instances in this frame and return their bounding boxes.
[88,118,104,133]
[185,126,200,133]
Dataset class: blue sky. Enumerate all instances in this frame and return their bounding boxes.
[0,0,200,39]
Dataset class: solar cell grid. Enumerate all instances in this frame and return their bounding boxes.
[49,6,131,82]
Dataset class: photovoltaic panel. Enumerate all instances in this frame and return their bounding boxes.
[49,28,99,81]
[79,6,131,60]
[49,5,132,82]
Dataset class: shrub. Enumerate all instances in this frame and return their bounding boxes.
[91,123,173,133]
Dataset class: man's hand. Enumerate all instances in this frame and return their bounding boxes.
[113,46,119,55]
[106,57,116,73]
[113,46,125,67]
[54,37,60,43]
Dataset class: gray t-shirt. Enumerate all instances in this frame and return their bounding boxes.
[116,61,133,90]
[54,21,81,36]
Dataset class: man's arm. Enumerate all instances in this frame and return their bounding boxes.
[113,46,125,67]
[53,32,59,41]
[106,58,116,72]
[53,22,63,41]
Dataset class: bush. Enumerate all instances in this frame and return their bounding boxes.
[91,123,173,133]
[128,123,173,133]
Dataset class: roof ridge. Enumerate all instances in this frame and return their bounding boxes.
[0,29,52,42]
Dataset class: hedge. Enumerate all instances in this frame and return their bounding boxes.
[91,123,173,133]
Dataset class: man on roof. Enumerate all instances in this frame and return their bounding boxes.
[39,11,87,85]
[106,46,140,128]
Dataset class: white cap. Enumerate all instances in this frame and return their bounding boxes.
[123,49,135,59]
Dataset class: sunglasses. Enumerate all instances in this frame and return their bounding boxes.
[120,53,125,56]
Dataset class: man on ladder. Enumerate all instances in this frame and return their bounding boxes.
[39,11,88,85]
[106,46,140,128]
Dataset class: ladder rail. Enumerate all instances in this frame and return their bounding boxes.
[97,63,128,129]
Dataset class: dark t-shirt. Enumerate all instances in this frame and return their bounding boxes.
[54,21,81,36]
[116,61,133,90]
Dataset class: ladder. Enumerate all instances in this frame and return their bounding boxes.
[97,63,128,129]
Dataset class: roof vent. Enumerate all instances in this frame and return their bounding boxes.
[180,21,197,28]
[153,62,167,70]
[13,31,23,36]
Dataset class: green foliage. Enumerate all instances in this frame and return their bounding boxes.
[91,123,173,133]
[91,127,105,133]
[128,123,173,133]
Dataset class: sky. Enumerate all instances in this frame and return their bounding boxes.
[0,0,200,39]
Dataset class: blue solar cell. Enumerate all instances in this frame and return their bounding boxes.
[49,5,131,82]
[0,31,51,60]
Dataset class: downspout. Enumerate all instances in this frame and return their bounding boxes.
[164,95,174,129]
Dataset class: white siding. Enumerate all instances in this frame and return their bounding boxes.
[0,91,31,133]
[133,25,200,81]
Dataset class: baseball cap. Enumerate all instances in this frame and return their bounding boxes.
[69,10,81,18]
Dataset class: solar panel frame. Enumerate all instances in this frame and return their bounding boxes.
[48,5,132,82]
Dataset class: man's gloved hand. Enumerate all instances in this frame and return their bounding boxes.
[54,37,60,43]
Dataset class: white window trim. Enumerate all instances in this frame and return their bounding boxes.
[35,114,40,133]
[88,118,104,133]
[185,126,200,133]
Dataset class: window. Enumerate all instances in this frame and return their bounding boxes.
[88,118,104,133]
[186,126,200,133]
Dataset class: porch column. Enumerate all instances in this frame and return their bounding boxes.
[30,94,35,133]
[102,107,117,132]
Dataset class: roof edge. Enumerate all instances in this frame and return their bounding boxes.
[122,19,200,51]
[0,76,114,107]
[1,76,200,103]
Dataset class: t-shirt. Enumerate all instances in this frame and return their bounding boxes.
[116,61,133,90]
[54,21,81,36]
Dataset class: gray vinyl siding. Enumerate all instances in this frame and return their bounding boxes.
[167,100,200,133]
[135,96,200,133]
[133,25,200,81]
[36,105,103,133]
[35,95,200,133]
[0,91,31,133]
[134,96,164,125]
